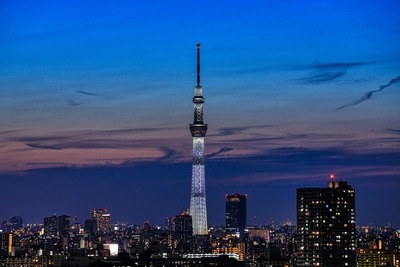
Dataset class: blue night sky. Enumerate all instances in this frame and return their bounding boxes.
[1,0,399,226]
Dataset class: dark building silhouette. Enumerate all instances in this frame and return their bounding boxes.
[0,233,12,257]
[87,254,243,267]
[44,215,58,237]
[58,215,71,238]
[84,219,97,236]
[225,193,247,238]
[174,213,193,252]
[44,215,71,238]
[9,216,23,230]
[296,180,356,267]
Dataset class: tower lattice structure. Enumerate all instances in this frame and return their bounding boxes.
[189,43,208,235]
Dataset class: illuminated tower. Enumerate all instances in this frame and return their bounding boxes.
[189,43,208,235]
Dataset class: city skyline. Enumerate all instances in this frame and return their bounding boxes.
[0,1,399,226]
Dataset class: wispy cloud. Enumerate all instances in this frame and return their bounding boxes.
[68,100,81,106]
[208,146,400,185]
[77,90,100,97]
[299,62,367,84]
[386,128,400,134]
[157,147,179,162]
[207,147,234,158]
[212,124,274,136]
[13,146,400,185]
[23,139,155,150]
[96,127,176,135]
[25,162,70,166]
[336,75,400,110]
[0,129,25,136]
[8,127,180,152]
[3,125,398,173]
[25,143,63,150]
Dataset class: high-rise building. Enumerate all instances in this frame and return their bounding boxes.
[44,215,71,238]
[84,219,97,236]
[189,43,208,235]
[174,213,193,252]
[44,215,58,237]
[90,208,111,233]
[225,194,247,238]
[165,217,175,231]
[296,180,356,267]
[357,249,400,267]
[9,216,23,230]
[58,215,71,238]
[0,233,7,257]
[0,233,14,257]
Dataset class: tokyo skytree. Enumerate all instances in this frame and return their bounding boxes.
[189,43,208,235]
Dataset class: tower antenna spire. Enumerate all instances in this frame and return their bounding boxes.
[197,43,201,87]
[190,43,208,235]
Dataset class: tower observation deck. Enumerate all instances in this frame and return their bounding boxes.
[189,43,208,235]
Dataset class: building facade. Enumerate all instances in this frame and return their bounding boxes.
[357,249,400,267]
[225,193,247,238]
[9,216,23,230]
[189,43,208,235]
[174,213,193,252]
[90,208,111,233]
[44,215,71,238]
[297,181,356,266]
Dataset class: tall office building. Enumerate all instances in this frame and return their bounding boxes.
[58,215,71,238]
[225,193,247,238]
[296,180,356,267]
[90,208,111,233]
[189,43,208,235]
[84,219,97,236]
[44,215,58,237]
[174,213,193,251]
[44,215,71,238]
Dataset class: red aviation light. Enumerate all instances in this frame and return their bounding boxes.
[330,173,335,180]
